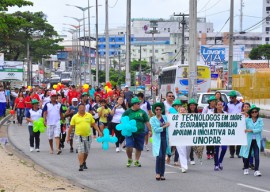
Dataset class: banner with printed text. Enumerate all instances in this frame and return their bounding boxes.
[167,113,247,146]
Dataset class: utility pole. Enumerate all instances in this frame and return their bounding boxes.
[146,20,159,104]
[125,0,131,86]
[174,13,189,64]
[105,0,109,82]
[139,45,142,85]
[88,0,92,85]
[228,0,234,90]
[95,0,99,86]
[26,40,30,86]
[240,0,243,32]
[188,0,198,100]
[83,11,87,84]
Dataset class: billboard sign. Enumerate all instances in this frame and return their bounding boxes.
[0,61,23,81]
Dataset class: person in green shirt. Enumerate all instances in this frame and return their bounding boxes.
[122,97,152,167]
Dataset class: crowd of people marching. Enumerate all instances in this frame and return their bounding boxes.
[0,83,264,179]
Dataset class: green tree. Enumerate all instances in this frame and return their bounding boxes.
[249,44,270,60]
[0,11,63,61]
[131,59,150,72]
[0,0,32,11]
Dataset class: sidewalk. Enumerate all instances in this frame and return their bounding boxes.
[260,109,270,118]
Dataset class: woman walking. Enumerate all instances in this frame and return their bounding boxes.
[202,96,217,159]
[109,96,127,152]
[14,91,25,126]
[150,102,170,180]
[25,99,42,152]
[97,99,111,132]
[242,105,263,176]
[213,100,227,171]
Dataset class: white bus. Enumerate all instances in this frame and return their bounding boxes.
[159,63,211,99]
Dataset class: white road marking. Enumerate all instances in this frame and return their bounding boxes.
[237,183,270,192]
[164,171,178,174]
[263,130,270,133]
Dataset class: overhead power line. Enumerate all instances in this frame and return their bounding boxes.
[109,0,119,8]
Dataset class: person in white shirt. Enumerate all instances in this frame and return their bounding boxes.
[202,95,217,159]
[109,96,127,152]
[43,91,63,155]
[26,99,42,152]
[0,85,7,118]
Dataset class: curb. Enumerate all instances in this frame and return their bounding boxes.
[0,116,93,192]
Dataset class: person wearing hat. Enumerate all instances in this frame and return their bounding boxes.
[242,105,263,177]
[224,90,243,158]
[26,99,42,152]
[202,95,217,159]
[65,97,79,152]
[122,97,152,167]
[43,90,64,155]
[150,102,170,180]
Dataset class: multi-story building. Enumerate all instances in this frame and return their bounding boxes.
[262,0,270,44]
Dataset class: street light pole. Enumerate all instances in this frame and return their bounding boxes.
[125,0,131,86]
[95,0,99,86]
[105,0,110,82]
[228,0,234,90]
[88,0,92,85]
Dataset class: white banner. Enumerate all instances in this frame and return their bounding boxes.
[168,113,247,146]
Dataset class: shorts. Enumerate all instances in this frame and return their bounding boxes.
[47,124,61,139]
[66,125,75,139]
[99,122,108,127]
[125,133,145,151]
[75,135,92,154]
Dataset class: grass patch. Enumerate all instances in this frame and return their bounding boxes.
[266,140,270,149]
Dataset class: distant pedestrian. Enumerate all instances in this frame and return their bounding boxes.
[150,102,170,180]
[68,104,102,171]
[14,91,25,126]
[0,85,7,118]
[26,99,42,152]
[123,85,133,107]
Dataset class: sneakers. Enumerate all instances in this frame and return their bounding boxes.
[207,154,211,160]
[145,145,149,151]
[30,147,34,152]
[182,168,187,173]
[116,147,120,153]
[36,148,40,152]
[254,170,262,177]
[190,160,195,165]
[79,165,84,171]
[244,169,249,175]
[134,161,142,167]
[230,155,234,158]
[211,154,214,159]
[214,166,219,171]
[126,159,133,167]
[219,163,223,170]
[83,162,88,169]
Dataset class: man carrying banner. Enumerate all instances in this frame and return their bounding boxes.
[225,91,243,158]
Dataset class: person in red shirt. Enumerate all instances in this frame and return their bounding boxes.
[67,85,79,105]
[94,88,105,99]
[13,91,25,126]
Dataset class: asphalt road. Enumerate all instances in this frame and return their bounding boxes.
[7,121,270,192]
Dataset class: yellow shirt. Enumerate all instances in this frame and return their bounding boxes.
[97,107,111,123]
[70,112,95,136]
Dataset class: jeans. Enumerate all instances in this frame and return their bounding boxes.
[214,146,227,166]
[156,135,167,176]
[244,140,260,171]
[25,108,30,118]
[28,126,40,149]
[16,108,24,124]
[190,147,194,161]
[0,102,7,117]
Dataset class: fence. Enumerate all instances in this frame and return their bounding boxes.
[233,71,270,107]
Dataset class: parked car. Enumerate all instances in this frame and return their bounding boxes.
[197,92,229,113]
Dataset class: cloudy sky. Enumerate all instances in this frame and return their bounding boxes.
[8,0,263,36]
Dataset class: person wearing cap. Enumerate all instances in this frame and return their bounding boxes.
[124,85,133,107]
[26,99,42,152]
[242,105,263,177]
[202,95,217,160]
[224,90,243,158]
[150,102,170,180]
[43,90,64,155]
[122,97,152,167]
[187,98,200,165]
[65,97,79,152]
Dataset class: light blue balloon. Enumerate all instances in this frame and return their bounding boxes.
[96,128,118,151]
[116,116,138,137]
[169,107,178,114]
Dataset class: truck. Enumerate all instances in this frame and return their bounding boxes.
[61,72,72,86]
